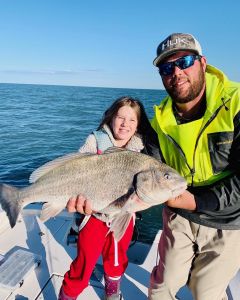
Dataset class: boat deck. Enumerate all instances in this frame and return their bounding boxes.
[0,207,239,300]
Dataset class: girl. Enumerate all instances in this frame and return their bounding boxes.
[58,96,159,300]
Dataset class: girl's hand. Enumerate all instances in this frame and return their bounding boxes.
[66,194,94,214]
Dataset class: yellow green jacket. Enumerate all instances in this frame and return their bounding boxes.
[152,65,240,229]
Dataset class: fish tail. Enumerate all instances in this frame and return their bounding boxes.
[0,183,21,228]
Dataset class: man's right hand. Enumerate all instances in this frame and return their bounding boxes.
[66,194,94,215]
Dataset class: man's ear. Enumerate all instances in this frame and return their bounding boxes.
[200,56,207,71]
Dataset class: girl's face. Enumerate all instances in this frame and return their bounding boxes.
[111,105,138,147]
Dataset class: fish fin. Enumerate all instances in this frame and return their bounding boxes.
[30,152,93,183]
[103,147,127,154]
[108,212,133,242]
[0,184,21,228]
[40,202,66,222]
[112,190,151,214]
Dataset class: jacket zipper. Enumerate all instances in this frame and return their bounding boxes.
[165,97,230,186]
[191,98,230,186]
[165,133,193,175]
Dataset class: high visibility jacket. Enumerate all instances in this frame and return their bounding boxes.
[152,65,240,229]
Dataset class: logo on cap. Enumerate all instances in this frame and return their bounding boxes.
[153,33,202,66]
[161,37,191,51]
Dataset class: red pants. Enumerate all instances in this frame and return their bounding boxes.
[62,216,134,297]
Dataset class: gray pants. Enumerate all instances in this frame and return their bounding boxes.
[148,207,240,300]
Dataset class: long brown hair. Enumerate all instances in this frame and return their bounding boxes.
[98,96,152,137]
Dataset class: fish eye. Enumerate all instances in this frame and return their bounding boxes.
[164,173,171,179]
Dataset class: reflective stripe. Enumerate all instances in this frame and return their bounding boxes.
[113,238,119,267]
[78,215,91,231]
[108,275,121,280]
[105,221,119,266]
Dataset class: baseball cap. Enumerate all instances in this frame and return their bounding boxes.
[153,33,202,66]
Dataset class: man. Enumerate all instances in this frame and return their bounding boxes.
[149,33,240,300]
[67,33,240,300]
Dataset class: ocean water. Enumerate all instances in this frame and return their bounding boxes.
[0,83,167,243]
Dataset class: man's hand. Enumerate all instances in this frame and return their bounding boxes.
[66,194,94,215]
[166,190,196,211]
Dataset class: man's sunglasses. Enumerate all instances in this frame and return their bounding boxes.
[158,55,201,76]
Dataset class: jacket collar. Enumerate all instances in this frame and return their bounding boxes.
[156,64,232,130]
[102,124,144,152]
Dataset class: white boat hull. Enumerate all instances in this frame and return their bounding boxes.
[0,206,239,300]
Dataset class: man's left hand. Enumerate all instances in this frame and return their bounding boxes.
[166,190,196,211]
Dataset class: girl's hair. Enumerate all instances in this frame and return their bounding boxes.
[98,96,153,137]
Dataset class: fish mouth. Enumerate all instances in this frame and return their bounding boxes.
[171,183,187,197]
[136,181,187,205]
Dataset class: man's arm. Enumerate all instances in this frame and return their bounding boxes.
[169,110,240,213]
[193,110,240,212]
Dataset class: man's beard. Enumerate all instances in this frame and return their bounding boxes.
[164,68,205,104]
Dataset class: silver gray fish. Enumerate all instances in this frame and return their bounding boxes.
[0,148,187,240]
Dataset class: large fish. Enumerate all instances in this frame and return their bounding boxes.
[0,148,187,240]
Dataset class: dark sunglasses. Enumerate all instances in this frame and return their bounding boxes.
[158,55,201,76]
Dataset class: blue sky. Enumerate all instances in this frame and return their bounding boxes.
[0,0,239,89]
